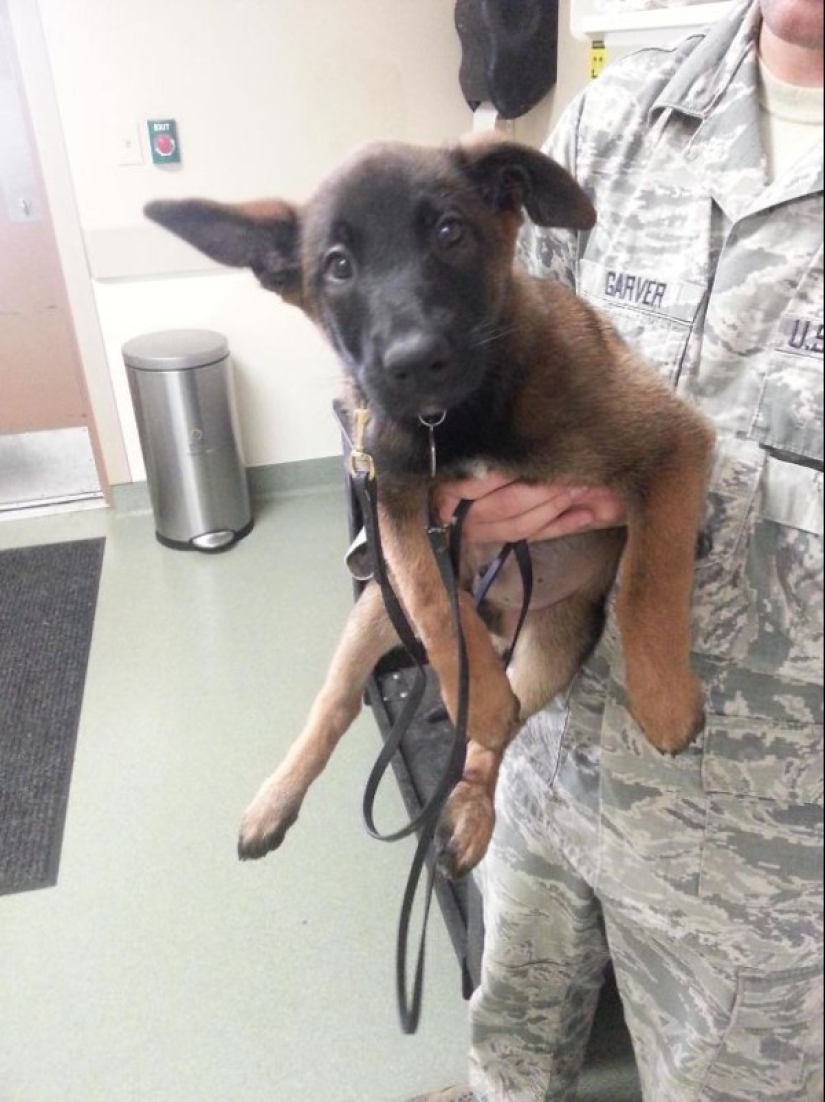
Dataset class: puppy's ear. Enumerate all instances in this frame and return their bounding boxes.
[455,135,596,230]
[144,198,303,303]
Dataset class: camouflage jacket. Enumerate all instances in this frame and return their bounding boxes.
[509,1,824,939]
[522,0,823,742]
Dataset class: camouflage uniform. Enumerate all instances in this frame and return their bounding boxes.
[469,2,824,1099]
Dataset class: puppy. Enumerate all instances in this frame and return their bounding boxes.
[146,134,714,877]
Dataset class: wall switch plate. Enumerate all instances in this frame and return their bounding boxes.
[114,122,144,166]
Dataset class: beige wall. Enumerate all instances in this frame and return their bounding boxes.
[13,0,592,484]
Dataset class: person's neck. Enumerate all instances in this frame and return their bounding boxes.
[760,23,825,86]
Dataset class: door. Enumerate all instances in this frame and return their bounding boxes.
[0,0,102,511]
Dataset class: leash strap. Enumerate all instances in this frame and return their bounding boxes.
[351,462,532,1034]
[498,541,533,667]
[356,471,456,843]
[395,513,469,1034]
[470,540,533,663]
[448,500,534,660]
[353,470,467,1032]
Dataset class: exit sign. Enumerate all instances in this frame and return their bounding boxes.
[148,119,181,165]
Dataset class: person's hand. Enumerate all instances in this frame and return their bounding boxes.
[434,470,626,545]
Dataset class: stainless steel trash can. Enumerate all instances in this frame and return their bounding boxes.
[123,329,253,552]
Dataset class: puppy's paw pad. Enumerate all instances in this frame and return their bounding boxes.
[653,707,706,757]
[435,782,495,880]
[633,676,705,757]
[237,784,301,861]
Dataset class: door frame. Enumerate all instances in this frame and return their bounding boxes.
[3,0,130,494]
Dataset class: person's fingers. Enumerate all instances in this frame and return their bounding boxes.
[436,478,590,530]
[435,478,625,543]
[460,493,595,543]
[434,472,520,524]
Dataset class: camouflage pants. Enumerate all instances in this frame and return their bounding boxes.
[468,648,824,1102]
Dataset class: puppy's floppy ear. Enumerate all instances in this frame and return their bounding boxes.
[455,134,596,230]
[144,198,303,303]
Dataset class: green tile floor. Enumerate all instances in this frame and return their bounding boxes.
[0,484,640,1102]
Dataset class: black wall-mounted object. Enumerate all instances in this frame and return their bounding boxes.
[455,0,560,120]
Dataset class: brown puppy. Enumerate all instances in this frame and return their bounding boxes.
[146,135,714,877]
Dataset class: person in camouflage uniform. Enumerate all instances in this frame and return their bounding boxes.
[412,0,823,1099]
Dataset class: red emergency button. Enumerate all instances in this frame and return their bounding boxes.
[153,134,176,158]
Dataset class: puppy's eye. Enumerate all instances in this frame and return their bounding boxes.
[323,248,354,283]
[435,216,465,248]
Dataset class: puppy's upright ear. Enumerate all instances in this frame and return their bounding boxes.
[455,133,596,230]
[144,198,303,304]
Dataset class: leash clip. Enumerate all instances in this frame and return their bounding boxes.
[419,410,446,480]
[348,406,376,481]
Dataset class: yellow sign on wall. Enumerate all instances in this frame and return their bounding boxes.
[590,40,607,80]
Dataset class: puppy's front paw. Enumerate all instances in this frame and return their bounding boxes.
[237,775,302,860]
[435,781,495,880]
[631,671,705,756]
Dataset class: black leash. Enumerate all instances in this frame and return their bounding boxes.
[349,409,532,1034]
[353,468,468,1033]
[358,469,460,843]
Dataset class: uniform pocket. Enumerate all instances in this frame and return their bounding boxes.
[743,454,823,683]
[691,437,824,686]
[704,965,823,1100]
[699,715,824,914]
[750,320,824,470]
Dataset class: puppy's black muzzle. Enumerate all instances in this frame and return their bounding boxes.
[371,329,482,420]
[383,331,452,386]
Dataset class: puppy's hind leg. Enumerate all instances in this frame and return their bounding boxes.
[507,591,611,722]
[238,581,399,860]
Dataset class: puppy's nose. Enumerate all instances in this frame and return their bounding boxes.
[382,333,450,384]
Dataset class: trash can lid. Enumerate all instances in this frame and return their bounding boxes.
[122,329,229,371]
